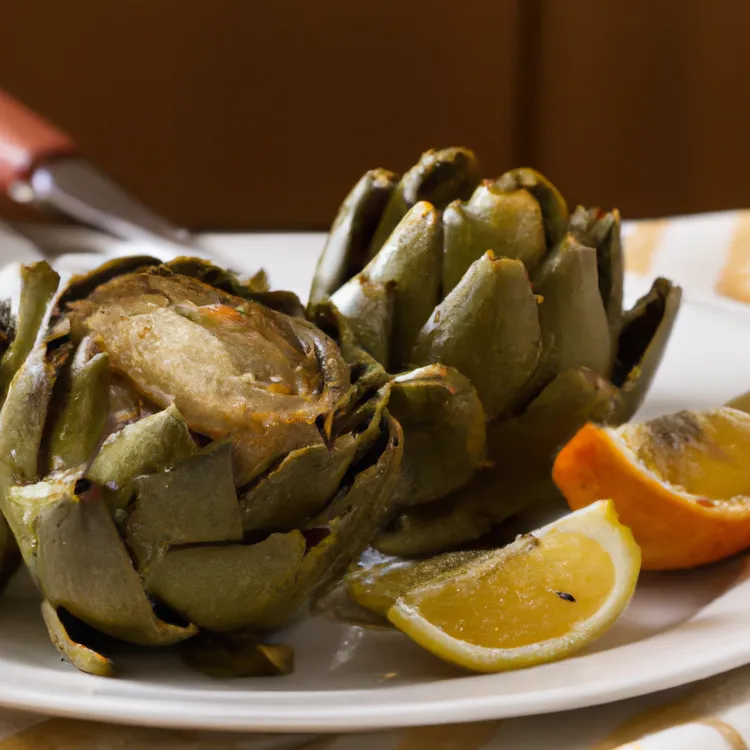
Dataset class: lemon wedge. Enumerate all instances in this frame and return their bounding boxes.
[386,500,641,673]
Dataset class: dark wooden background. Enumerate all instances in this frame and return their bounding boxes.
[2,0,750,230]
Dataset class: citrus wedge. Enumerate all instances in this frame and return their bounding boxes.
[554,407,750,570]
[386,500,640,673]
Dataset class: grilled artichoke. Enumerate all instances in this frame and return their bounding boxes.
[0,258,402,675]
[309,148,681,556]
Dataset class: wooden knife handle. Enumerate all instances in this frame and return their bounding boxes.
[0,90,76,193]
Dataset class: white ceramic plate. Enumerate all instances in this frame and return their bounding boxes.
[0,232,749,733]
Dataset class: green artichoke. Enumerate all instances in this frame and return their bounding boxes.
[0,258,402,675]
[309,147,681,556]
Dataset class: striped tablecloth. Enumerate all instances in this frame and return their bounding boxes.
[2,211,750,750]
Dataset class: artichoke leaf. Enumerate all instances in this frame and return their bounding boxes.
[376,368,618,556]
[87,404,197,514]
[326,277,394,366]
[240,437,359,533]
[533,233,612,385]
[0,261,60,400]
[494,167,569,250]
[142,532,306,632]
[412,253,541,419]
[56,255,162,310]
[167,258,307,317]
[332,201,442,370]
[308,302,390,397]
[442,185,547,293]
[35,484,197,645]
[610,278,682,422]
[569,206,624,348]
[47,336,110,473]
[0,324,69,485]
[253,413,403,631]
[387,365,486,508]
[309,168,399,309]
[181,633,294,678]
[125,442,243,568]
[367,147,480,259]
[41,601,114,677]
[375,497,495,558]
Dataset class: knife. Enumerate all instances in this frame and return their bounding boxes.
[0,89,204,258]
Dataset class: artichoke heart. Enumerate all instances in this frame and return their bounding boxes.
[310,147,681,553]
[0,257,403,675]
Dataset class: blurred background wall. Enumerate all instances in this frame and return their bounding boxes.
[2,0,750,230]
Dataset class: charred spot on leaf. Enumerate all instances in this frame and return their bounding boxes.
[148,595,192,628]
[302,526,331,551]
[189,431,213,449]
[74,478,92,496]
[554,590,577,603]
[58,607,118,654]
[611,281,669,387]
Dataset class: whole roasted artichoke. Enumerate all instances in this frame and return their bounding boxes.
[309,147,681,556]
[0,258,402,675]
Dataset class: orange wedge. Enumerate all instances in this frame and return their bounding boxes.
[553,407,750,570]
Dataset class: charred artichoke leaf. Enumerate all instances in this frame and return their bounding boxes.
[166,257,307,317]
[533,233,612,387]
[41,601,114,677]
[142,532,306,632]
[367,147,480,259]
[309,168,399,310]
[56,255,162,310]
[331,201,442,370]
[34,483,197,645]
[326,277,394,365]
[240,386,389,532]
[0,275,64,590]
[0,261,59,399]
[387,365,486,508]
[87,404,197,514]
[254,413,403,631]
[375,496,495,558]
[610,277,682,422]
[182,633,294,678]
[494,167,569,250]
[412,253,541,419]
[125,442,243,568]
[569,206,624,348]
[376,368,618,557]
[308,302,390,397]
[442,184,547,293]
[239,433,356,531]
[47,336,110,472]
[76,276,350,485]
[479,367,619,505]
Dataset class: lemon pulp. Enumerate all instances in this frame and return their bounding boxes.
[404,530,614,649]
[619,408,750,504]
